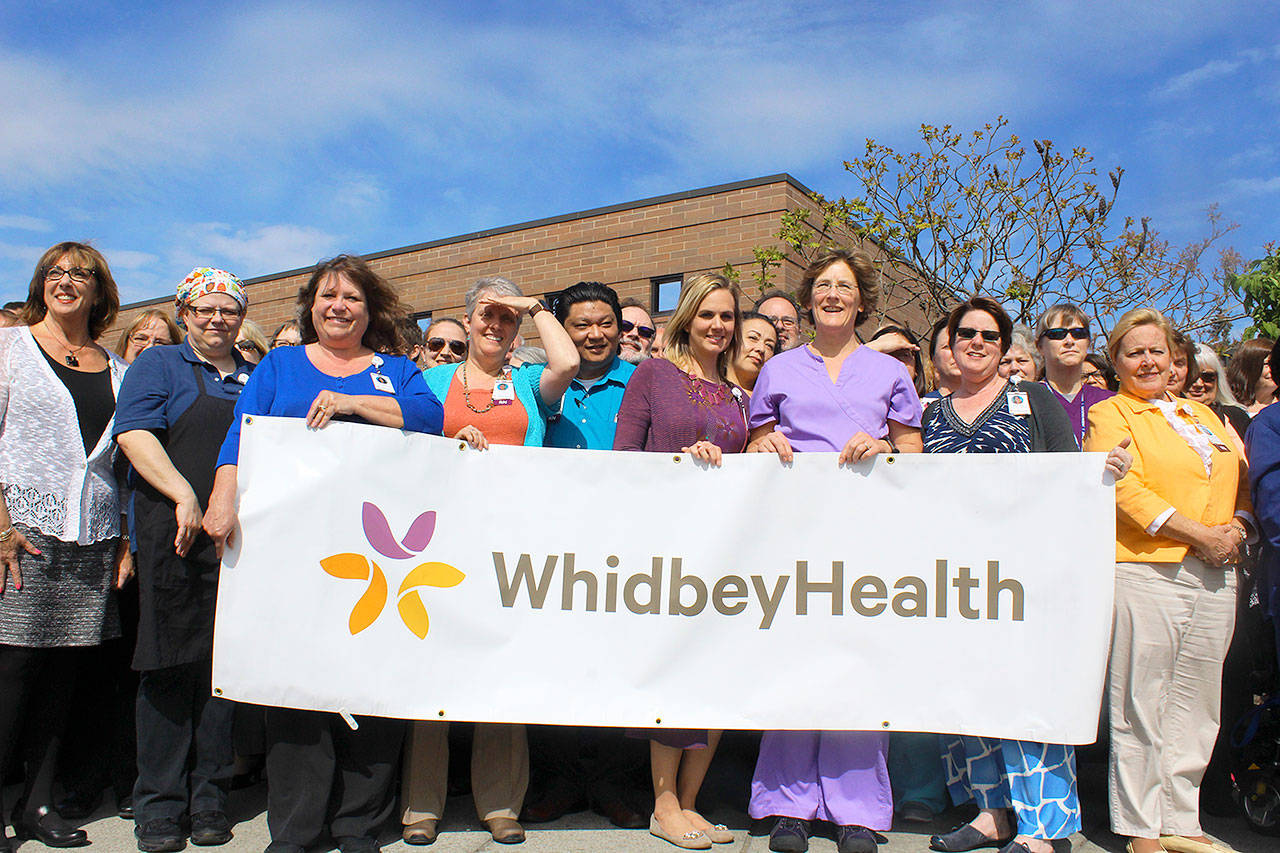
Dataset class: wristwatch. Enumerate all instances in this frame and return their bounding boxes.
[527,300,546,317]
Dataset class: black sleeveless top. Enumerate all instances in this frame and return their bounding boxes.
[39,346,114,456]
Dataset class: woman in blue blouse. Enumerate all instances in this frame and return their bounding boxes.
[205,254,442,853]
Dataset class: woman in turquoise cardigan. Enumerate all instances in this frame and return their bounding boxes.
[402,276,577,847]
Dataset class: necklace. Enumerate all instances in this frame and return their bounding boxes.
[42,319,90,367]
[461,361,500,414]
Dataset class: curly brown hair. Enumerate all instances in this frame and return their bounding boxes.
[296,255,406,354]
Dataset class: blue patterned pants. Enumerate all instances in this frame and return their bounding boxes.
[942,736,1080,840]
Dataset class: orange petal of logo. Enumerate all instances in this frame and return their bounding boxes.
[321,553,370,580]
[321,553,388,635]
[349,561,388,635]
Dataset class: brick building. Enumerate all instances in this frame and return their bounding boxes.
[108,173,927,344]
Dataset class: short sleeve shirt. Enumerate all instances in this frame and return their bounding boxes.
[748,344,922,452]
[546,357,636,450]
[114,338,254,437]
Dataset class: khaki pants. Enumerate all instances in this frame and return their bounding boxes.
[401,720,528,823]
[1108,557,1236,838]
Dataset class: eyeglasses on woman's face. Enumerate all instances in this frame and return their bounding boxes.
[1189,370,1218,387]
[188,305,245,320]
[44,266,94,284]
[236,341,264,356]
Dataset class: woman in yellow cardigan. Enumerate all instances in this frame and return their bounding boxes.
[1085,308,1252,853]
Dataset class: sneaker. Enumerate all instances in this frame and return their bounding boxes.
[769,817,811,853]
[135,817,186,853]
[837,824,878,853]
[189,811,233,846]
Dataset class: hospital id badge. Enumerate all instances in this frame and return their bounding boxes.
[372,373,396,394]
[492,379,515,405]
[1196,423,1230,451]
[1006,391,1031,416]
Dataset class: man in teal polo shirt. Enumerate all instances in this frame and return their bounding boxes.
[545,282,636,450]
[526,282,647,828]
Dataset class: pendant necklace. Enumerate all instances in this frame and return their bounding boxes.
[461,361,497,414]
[43,320,89,367]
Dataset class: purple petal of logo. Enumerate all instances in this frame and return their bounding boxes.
[401,511,436,553]
[361,502,414,560]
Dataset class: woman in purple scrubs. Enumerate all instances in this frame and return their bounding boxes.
[746,248,923,853]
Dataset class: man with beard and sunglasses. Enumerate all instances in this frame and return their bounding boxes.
[618,299,657,364]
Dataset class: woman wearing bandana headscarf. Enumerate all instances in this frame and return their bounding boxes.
[112,267,256,851]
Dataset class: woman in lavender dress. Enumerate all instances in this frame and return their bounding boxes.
[614,272,748,849]
[746,248,922,853]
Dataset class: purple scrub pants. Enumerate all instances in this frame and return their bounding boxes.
[749,730,893,829]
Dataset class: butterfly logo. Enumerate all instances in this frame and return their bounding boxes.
[320,502,465,639]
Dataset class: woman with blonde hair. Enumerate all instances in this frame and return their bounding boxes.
[1086,307,1252,853]
[116,309,181,364]
[614,271,748,849]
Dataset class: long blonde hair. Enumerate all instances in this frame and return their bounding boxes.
[661,272,742,380]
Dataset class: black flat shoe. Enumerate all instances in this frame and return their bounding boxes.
[930,824,1012,852]
[56,791,101,821]
[13,804,89,848]
[117,794,135,820]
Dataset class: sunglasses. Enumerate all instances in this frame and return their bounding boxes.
[621,320,656,339]
[236,341,263,355]
[954,327,1002,343]
[1042,326,1089,341]
[1190,371,1218,385]
[427,337,466,356]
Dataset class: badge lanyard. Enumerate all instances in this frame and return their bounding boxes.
[370,355,396,394]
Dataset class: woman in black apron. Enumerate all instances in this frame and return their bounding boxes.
[113,268,254,853]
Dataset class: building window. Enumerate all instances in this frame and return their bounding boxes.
[412,310,433,333]
[651,275,682,314]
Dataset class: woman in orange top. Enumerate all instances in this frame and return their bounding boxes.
[1084,308,1253,853]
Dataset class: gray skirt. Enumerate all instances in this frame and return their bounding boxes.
[0,526,120,647]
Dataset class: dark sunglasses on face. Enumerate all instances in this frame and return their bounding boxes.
[620,320,656,339]
[427,337,467,356]
[236,341,263,355]
[1042,326,1089,341]
[1191,371,1218,385]
[954,327,1002,343]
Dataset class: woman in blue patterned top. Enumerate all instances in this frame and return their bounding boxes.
[924,296,1128,853]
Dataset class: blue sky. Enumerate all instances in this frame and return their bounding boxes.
[1,0,1277,308]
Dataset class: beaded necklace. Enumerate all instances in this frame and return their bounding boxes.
[461,360,508,414]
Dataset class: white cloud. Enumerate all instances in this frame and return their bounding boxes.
[0,214,52,232]
[1222,175,1280,197]
[172,223,338,278]
[1156,59,1246,98]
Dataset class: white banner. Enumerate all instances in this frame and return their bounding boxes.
[213,416,1116,743]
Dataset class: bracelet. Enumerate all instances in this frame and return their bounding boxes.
[0,526,14,542]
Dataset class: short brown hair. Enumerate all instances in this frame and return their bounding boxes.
[19,242,120,339]
[296,255,406,354]
[1106,307,1175,367]
[797,248,879,327]
[947,296,1013,355]
[1228,337,1275,405]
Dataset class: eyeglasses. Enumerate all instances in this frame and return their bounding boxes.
[427,337,467,356]
[1042,326,1089,341]
[236,341,263,355]
[954,327,1002,343]
[1190,371,1218,385]
[44,266,94,284]
[620,320,656,339]
[187,305,245,320]
[762,314,798,328]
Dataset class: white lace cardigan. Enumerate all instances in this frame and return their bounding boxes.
[0,326,128,544]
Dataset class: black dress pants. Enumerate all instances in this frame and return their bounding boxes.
[0,645,78,819]
[133,661,234,824]
[264,707,404,847]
